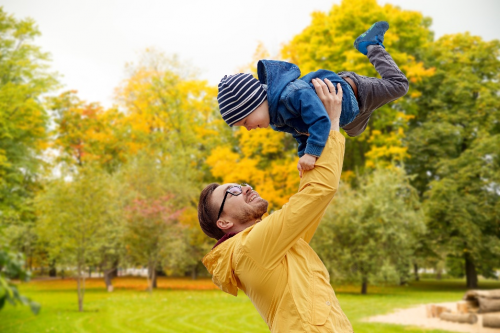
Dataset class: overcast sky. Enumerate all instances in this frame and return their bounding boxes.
[2,0,499,108]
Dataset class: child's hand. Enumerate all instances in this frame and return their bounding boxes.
[297,154,317,178]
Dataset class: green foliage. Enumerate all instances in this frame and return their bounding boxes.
[312,167,425,293]
[407,33,500,284]
[35,165,122,310]
[0,233,39,314]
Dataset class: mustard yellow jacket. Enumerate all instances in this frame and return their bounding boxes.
[203,131,353,332]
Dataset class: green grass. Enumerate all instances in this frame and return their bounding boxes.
[1,277,499,333]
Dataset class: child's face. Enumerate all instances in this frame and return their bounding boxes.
[233,99,270,131]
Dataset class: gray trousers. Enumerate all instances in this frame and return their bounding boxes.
[338,45,409,137]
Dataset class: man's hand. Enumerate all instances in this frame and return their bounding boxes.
[312,78,343,131]
[297,154,317,178]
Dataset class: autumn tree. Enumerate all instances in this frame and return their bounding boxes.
[0,7,57,265]
[49,91,128,173]
[406,33,500,288]
[118,155,185,290]
[116,49,222,181]
[312,167,425,294]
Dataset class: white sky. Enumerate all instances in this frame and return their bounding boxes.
[2,0,499,108]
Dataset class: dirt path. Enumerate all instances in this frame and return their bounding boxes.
[365,302,500,332]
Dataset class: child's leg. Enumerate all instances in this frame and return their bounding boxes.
[339,46,409,137]
[339,21,409,137]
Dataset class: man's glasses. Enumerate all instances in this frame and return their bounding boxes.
[217,183,252,220]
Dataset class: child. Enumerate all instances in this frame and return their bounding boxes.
[217,22,408,175]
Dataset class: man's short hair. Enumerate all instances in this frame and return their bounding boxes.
[198,183,225,240]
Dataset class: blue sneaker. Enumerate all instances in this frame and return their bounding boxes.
[354,21,389,55]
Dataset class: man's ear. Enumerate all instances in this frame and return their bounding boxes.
[217,219,233,230]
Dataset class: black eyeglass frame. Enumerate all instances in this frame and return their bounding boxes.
[216,183,252,220]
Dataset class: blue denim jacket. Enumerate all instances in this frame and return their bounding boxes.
[257,60,359,157]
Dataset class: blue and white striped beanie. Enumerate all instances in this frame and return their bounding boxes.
[217,73,267,126]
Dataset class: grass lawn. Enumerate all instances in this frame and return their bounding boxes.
[1,277,499,333]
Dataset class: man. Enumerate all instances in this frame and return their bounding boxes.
[198,79,353,332]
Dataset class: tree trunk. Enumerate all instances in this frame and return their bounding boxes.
[111,259,119,278]
[361,277,368,295]
[104,269,114,292]
[191,263,199,280]
[465,253,478,289]
[88,266,92,278]
[152,271,157,289]
[148,269,157,292]
[77,267,85,312]
[413,263,419,281]
[147,261,157,292]
[49,260,57,277]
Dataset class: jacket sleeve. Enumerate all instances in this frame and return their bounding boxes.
[288,88,331,157]
[243,131,345,269]
[293,134,308,158]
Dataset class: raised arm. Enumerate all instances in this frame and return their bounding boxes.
[301,78,342,243]
[244,80,344,268]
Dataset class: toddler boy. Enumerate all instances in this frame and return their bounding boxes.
[217,22,408,175]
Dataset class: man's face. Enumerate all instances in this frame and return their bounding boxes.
[212,183,268,227]
[233,99,270,131]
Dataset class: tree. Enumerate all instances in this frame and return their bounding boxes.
[123,195,182,291]
[49,91,128,173]
[115,48,222,183]
[36,165,120,311]
[312,167,425,294]
[280,0,434,172]
[0,7,57,264]
[406,33,500,288]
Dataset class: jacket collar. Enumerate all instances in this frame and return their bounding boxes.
[212,231,241,249]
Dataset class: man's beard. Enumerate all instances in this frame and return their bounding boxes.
[236,197,269,224]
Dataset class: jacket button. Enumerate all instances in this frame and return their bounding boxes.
[326,301,331,306]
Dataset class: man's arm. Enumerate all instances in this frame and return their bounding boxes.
[244,131,344,268]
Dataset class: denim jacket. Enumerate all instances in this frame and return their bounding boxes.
[257,60,358,157]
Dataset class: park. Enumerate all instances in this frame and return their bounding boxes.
[1,0,499,332]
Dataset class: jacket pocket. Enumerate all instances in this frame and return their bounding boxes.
[310,271,333,325]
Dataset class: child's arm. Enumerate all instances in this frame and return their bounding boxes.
[294,134,308,158]
[287,84,332,158]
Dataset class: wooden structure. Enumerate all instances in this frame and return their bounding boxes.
[439,312,478,324]
[483,314,500,328]
[464,289,500,313]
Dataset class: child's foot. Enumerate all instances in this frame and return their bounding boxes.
[354,21,389,55]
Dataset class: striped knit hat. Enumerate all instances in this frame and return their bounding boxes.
[217,73,267,126]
